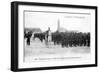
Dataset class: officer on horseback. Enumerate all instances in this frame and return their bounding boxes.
[45,27,52,48]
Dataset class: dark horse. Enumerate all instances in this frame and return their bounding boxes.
[33,33,45,42]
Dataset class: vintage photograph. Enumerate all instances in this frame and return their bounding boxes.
[24,10,91,62]
[11,2,97,71]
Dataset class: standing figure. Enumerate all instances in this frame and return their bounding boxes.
[45,27,52,48]
[26,31,32,45]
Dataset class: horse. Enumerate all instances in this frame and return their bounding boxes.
[33,33,45,42]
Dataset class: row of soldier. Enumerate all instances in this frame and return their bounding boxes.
[52,32,90,47]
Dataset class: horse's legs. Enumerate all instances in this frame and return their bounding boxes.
[47,36,52,48]
[45,39,49,48]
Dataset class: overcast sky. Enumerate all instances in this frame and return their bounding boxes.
[25,11,91,32]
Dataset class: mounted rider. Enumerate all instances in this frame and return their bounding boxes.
[45,27,52,47]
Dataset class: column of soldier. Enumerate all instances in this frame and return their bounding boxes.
[52,32,90,48]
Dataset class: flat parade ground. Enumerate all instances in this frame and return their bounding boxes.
[24,38,90,62]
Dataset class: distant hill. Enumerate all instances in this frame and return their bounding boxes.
[58,27,67,32]
[57,27,78,33]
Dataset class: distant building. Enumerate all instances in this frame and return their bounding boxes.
[57,19,67,32]
[57,19,60,32]
[24,28,42,33]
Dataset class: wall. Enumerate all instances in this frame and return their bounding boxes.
[0,0,99,73]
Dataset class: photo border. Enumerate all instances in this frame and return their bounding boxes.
[11,1,98,72]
